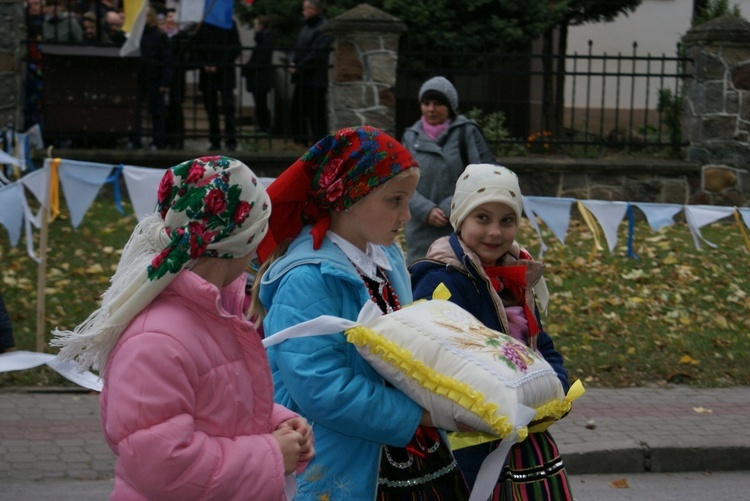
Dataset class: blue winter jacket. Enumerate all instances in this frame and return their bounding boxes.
[259,228,423,500]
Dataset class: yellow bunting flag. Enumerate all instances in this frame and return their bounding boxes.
[734,208,750,252]
[122,0,146,33]
[577,200,604,261]
[49,158,61,221]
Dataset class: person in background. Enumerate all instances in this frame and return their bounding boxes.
[288,0,332,145]
[250,126,470,500]
[103,10,126,47]
[0,292,16,354]
[161,7,178,37]
[410,163,573,500]
[51,156,314,500]
[132,5,172,150]
[163,12,194,150]
[192,20,242,151]
[42,0,83,43]
[242,14,274,134]
[81,11,112,45]
[401,76,496,264]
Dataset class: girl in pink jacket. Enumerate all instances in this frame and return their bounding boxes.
[52,156,314,500]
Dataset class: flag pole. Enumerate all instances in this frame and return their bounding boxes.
[35,156,52,352]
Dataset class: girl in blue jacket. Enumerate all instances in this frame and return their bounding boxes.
[410,163,574,500]
[252,126,470,500]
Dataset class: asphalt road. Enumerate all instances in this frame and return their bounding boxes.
[4,471,750,500]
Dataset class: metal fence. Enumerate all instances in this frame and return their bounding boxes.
[27,40,692,154]
[395,42,692,156]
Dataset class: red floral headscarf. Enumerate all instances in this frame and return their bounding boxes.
[257,126,418,262]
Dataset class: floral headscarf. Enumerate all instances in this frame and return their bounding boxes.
[257,126,417,261]
[51,156,271,372]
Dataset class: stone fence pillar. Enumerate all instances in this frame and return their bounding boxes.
[682,15,750,206]
[0,0,24,129]
[324,4,406,136]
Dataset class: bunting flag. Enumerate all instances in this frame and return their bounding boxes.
[523,196,576,248]
[739,207,750,229]
[0,149,23,169]
[576,200,605,261]
[119,0,148,57]
[632,202,683,232]
[177,0,234,28]
[580,200,629,253]
[735,209,750,252]
[122,165,167,220]
[683,205,737,250]
[19,168,50,261]
[0,182,25,246]
[1,159,749,260]
[58,160,114,228]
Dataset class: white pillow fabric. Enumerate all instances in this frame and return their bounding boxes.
[346,299,567,438]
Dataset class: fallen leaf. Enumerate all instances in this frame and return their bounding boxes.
[610,478,629,488]
[679,355,699,365]
[693,407,713,414]
[86,264,104,274]
[713,315,729,329]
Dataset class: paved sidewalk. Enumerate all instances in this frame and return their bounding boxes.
[1,385,748,487]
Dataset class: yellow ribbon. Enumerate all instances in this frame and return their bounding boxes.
[577,201,604,262]
[49,158,61,221]
[432,282,452,301]
[448,380,586,449]
[734,208,750,252]
[11,134,21,179]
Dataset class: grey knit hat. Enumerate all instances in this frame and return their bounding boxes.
[418,76,458,113]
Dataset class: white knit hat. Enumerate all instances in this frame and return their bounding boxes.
[450,163,523,232]
[418,76,459,113]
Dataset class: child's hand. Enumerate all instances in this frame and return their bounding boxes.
[419,409,435,427]
[271,427,304,474]
[278,417,315,463]
[421,410,475,432]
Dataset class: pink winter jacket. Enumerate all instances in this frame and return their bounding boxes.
[100,270,304,500]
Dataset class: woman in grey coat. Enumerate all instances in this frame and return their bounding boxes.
[401,76,496,264]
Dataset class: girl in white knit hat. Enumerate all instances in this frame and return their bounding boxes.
[410,163,574,500]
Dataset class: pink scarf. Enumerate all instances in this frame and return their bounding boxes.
[421,116,451,141]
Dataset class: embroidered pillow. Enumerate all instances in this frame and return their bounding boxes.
[345,299,569,438]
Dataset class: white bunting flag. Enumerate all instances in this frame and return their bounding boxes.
[0,182,25,246]
[58,160,114,228]
[632,202,683,232]
[122,165,167,221]
[523,196,576,246]
[683,205,736,250]
[739,207,750,229]
[581,200,629,252]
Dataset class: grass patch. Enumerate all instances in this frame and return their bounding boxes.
[1,191,749,388]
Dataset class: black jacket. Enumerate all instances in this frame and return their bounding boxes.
[242,28,273,93]
[291,14,332,88]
